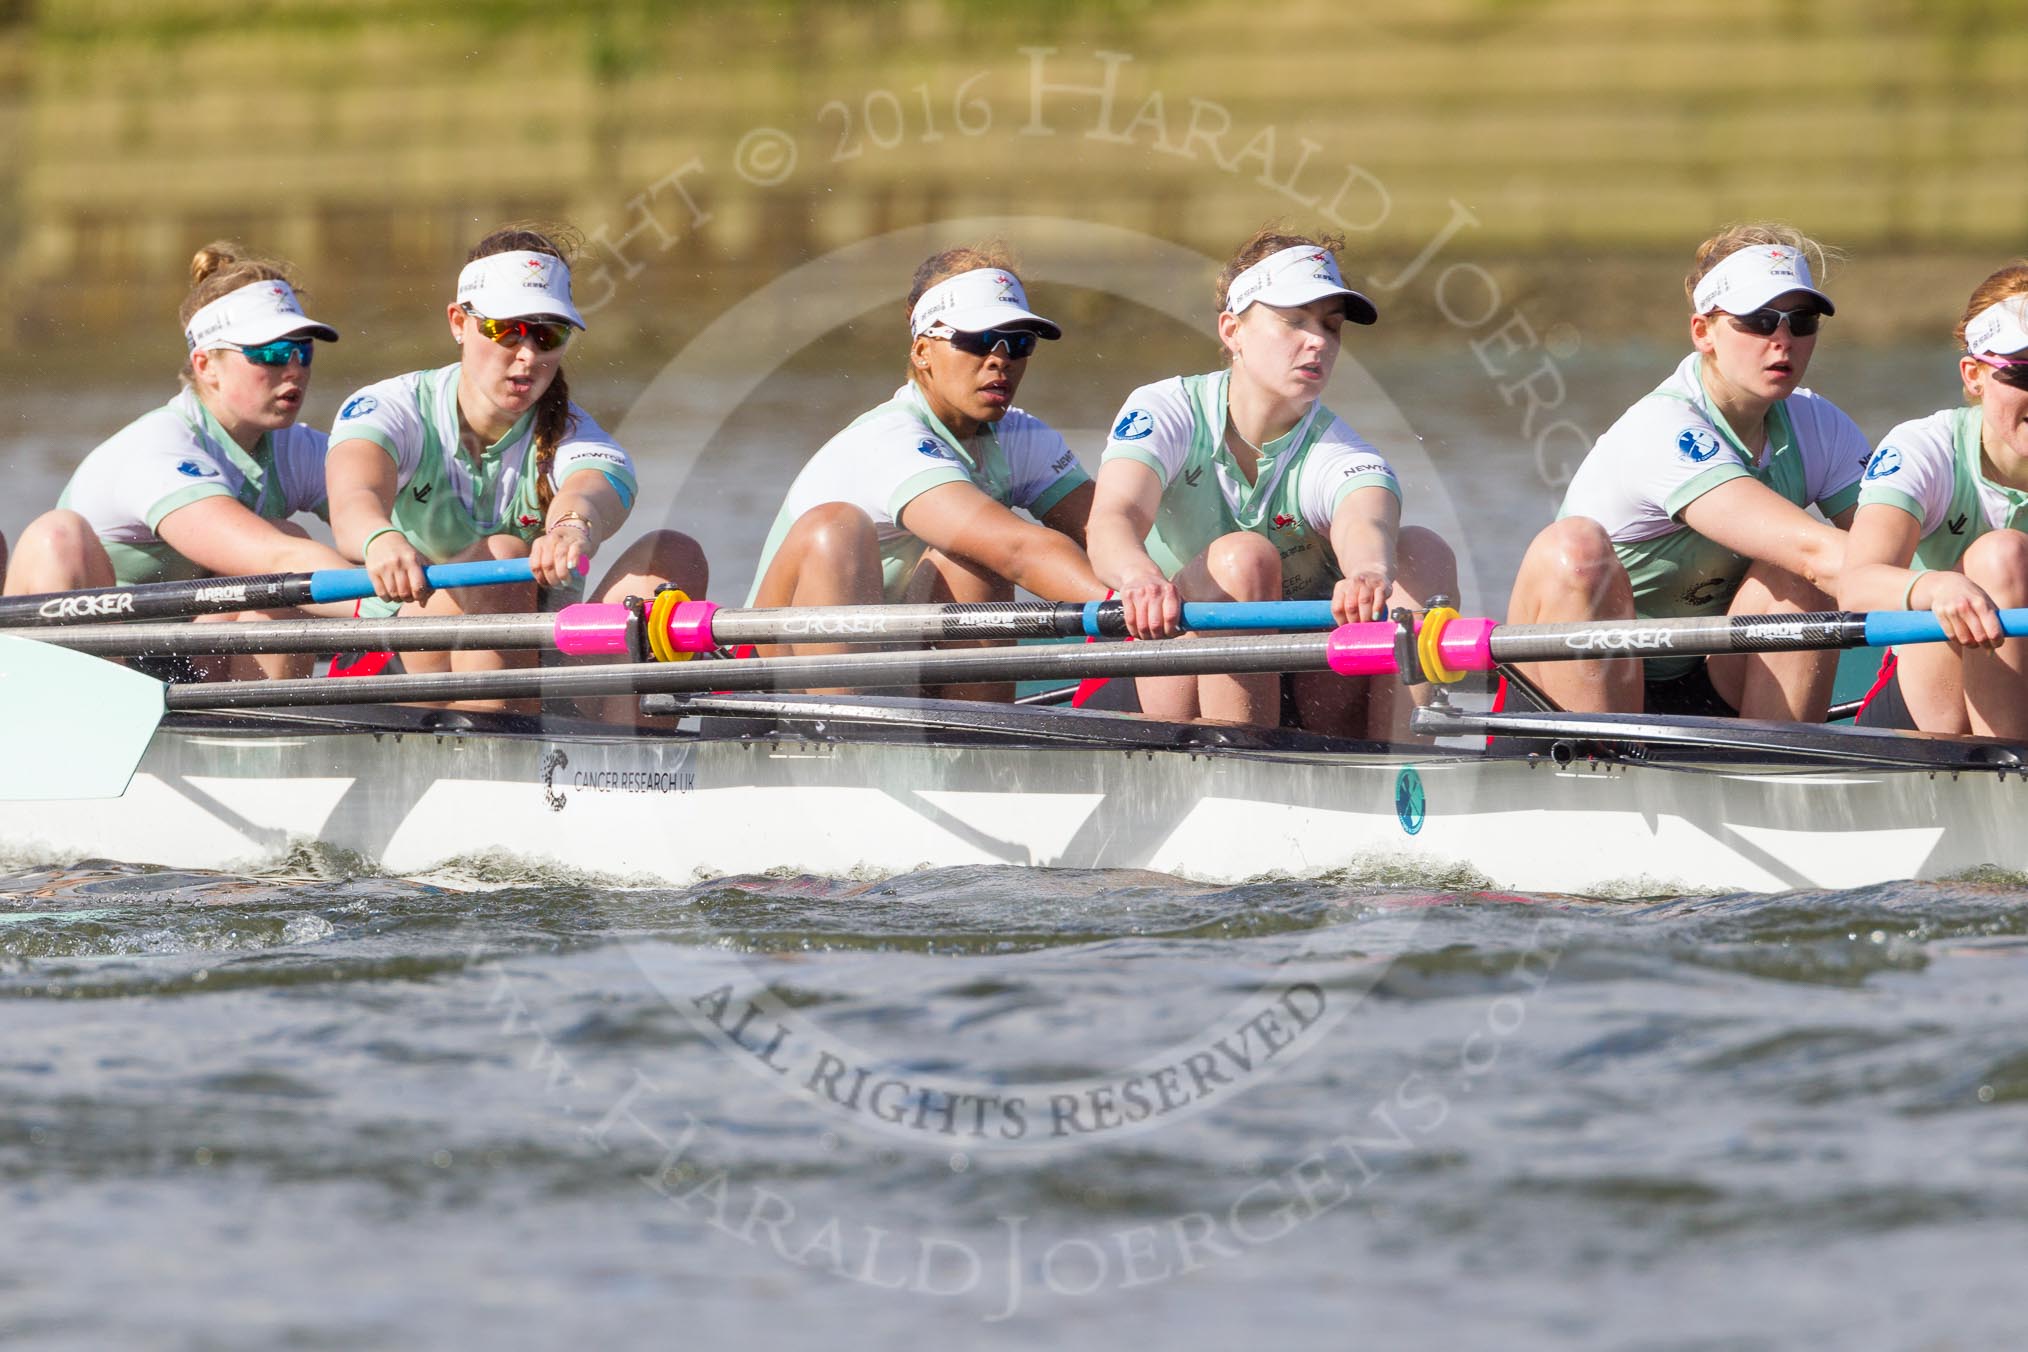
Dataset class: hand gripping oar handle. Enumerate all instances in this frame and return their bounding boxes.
[0,556,573,627]
[305,556,580,603]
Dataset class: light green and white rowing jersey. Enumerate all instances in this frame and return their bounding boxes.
[58,387,330,585]
[1558,352,1869,676]
[1098,370,1400,600]
[746,382,1090,603]
[330,364,637,562]
[1856,406,2028,572]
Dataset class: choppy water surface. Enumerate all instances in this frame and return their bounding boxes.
[6,860,2027,1349]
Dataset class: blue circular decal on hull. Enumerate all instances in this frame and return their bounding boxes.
[1395,767,1426,836]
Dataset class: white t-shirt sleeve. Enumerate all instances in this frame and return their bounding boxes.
[1099,378,1196,484]
[62,405,235,541]
[1855,413,1953,535]
[780,405,972,529]
[273,424,332,520]
[998,410,1090,517]
[1790,392,1871,517]
[1560,394,1753,541]
[330,377,428,486]
[1297,417,1401,531]
[551,406,639,508]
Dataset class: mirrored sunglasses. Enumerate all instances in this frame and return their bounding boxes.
[225,337,315,367]
[934,326,1040,360]
[1724,306,1823,338]
[466,309,574,353]
[1973,353,2028,390]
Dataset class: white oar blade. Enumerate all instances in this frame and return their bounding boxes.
[0,635,165,800]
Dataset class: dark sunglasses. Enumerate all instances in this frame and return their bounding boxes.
[936,327,1040,360]
[1724,306,1823,338]
[1973,353,2028,390]
[465,308,574,353]
[228,337,314,367]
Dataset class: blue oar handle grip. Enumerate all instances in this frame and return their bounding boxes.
[1863,606,2028,648]
[307,555,582,604]
[1078,598,1340,637]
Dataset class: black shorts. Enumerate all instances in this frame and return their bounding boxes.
[1643,660,1739,718]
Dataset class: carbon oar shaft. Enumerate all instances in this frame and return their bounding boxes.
[68,605,2028,713]
[163,632,1338,711]
[5,597,1339,658]
[8,613,563,655]
[1483,611,1873,665]
[0,557,556,627]
[679,598,1338,647]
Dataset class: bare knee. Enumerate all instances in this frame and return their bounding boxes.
[631,528,710,591]
[20,509,99,557]
[792,502,877,558]
[1395,525,1459,599]
[1511,517,1627,619]
[4,510,112,593]
[1963,529,2028,607]
[1204,531,1282,600]
[1541,517,1616,575]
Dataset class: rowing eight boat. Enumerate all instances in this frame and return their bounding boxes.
[6,598,2027,895]
[4,691,2022,895]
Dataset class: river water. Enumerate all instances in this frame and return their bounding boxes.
[2,340,2015,1347]
[5,861,2026,1348]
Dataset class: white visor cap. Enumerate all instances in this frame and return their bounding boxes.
[184,279,339,351]
[1692,243,1835,317]
[456,250,586,329]
[1965,295,2028,357]
[1225,245,1377,324]
[908,268,1062,340]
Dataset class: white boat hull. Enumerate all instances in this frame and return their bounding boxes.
[5,703,2024,894]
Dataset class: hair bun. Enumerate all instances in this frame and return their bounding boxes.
[188,240,243,288]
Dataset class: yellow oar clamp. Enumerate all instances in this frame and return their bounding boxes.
[645,588,694,663]
[1417,606,1465,684]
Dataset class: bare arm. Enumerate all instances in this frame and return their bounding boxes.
[529,467,632,588]
[1085,459,1181,637]
[1325,485,1402,625]
[897,479,1105,603]
[1678,477,1849,592]
[1036,480,1095,552]
[154,495,354,578]
[1839,502,2006,647]
[325,436,428,602]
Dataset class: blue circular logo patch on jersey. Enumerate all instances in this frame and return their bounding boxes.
[1113,409,1156,440]
[340,394,379,420]
[916,438,951,459]
[1394,767,1426,836]
[174,460,218,478]
[1676,428,1721,463]
[1864,446,1903,481]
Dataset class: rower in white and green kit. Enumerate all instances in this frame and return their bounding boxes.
[1086,227,1458,738]
[323,225,708,715]
[1507,225,1870,721]
[1841,272,2028,738]
[1,241,354,680]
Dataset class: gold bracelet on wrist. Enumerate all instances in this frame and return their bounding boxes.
[548,512,596,547]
